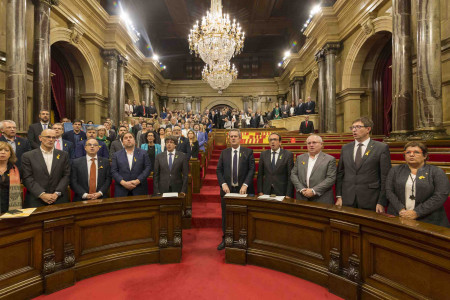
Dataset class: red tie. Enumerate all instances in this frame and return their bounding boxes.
[143,106,146,114]
[89,158,97,194]
[306,121,308,127]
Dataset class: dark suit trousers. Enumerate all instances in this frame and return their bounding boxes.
[221,186,240,238]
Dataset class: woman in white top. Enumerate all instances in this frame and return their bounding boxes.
[386,141,450,227]
[125,100,133,117]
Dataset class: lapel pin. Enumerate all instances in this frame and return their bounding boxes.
[134,157,136,162]
[17,142,20,146]
[419,176,425,179]
[365,150,370,156]
[99,165,104,169]
[279,155,282,159]
[240,152,242,157]
[57,154,60,159]
[302,161,305,165]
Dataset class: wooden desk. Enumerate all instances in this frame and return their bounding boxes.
[0,196,183,299]
[225,196,450,300]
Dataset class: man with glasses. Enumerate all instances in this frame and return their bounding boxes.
[216,129,255,250]
[0,120,31,169]
[291,135,336,203]
[22,129,71,207]
[70,138,112,202]
[257,133,294,198]
[336,117,391,212]
[27,109,52,149]
[74,126,109,159]
[172,125,190,157]
[51,123,74,159]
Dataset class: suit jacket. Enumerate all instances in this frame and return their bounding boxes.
[216,147,255,197]
[70,156,112,202]
[60,139,75,159]
[189,141,199,159]
[386,164,450,227]
[111,148,151,197]
[62,130,87,148]
[305,101,316,114]
[148,105,157,117]
[153,151,189,194]
[110,140,124,155]
[291,152,337,204]
[336,139,391,210]
[22,148,71,208]
[108,129,116,142]
[299,121,314,134]
[295,103,306,115]
[196,131,206,151]
[136,105,149,117]
[257,148,294,197]
[27,122,52,149]
[176,136,191,157]
[74,139,109,159]
[0,136,31,170]
[249,117,257,128]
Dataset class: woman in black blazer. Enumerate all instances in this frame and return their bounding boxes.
[187,129,199,159]
[386,142,450,227]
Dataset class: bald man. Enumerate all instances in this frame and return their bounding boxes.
[22,129,71,208]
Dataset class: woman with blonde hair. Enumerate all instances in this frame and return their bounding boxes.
[96,125,111,148]
[0,142,22,213]
[187,129,199,159]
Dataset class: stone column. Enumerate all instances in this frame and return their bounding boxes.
[141,80,151,106]
[252,97,259,112]
[195,97,202,113]
[6,0,27,130]
[185,97,193,112]
[117,55,127,122]
[387,0,414,141]
[32,0,59,117]
[102,49,119,124]
[294,80,300,105]
[324,43,340,133]
[413,0,448,139]
[315,49,327,132]
[150,85,154,103]
[290,83,295,102]
[160,96,168,110]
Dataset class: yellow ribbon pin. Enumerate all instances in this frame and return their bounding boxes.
[279,155,282,159]
[134,157,136,162]
[57,154,60,159]
[419,176,425,179]
[365,150,370,156]
[302,161,305,165]
[240,153,242,157]
[18,142,20,146]
[99,166,103,169]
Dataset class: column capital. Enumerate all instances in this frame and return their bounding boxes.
[101,49,120,61]
[290,76,305,85]
[323,42,341,55]
[314,49,326,62]
[277,94,286,101]
[32,0,59,6]
[140,80,154,89]
[118,55,128,67]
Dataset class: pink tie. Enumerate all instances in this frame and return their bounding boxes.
[56,140,62,150]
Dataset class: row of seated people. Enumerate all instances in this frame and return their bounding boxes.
[214,118,450,237]
[0,131,190,213]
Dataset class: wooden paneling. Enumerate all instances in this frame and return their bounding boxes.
[225,196,450,300]
[0,196,183,298]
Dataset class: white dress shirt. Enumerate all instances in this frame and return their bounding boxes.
[270,148,281,166]
[126,150,134,170]
[160,138,165,152]
[167,150,176,166]
[54,138,64,150]
[306,152,320,188]
[83,155,102,199]
[353,138,371,161]
[405,174,416,210]
[41,122,50,131]
[40,147,54,175]
[230,146,240,187]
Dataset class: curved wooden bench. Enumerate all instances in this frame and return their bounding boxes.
[0,196,183,298]
[224,196,450,300]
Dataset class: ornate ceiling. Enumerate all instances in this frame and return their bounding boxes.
[101,0,334,80]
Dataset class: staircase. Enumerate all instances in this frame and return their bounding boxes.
[191,145,225,228]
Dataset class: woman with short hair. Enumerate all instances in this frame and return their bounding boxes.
[0,142,22,214]
[386,142,450,227]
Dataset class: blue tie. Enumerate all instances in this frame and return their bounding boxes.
[272,152,276,170]
[168,152,173,171]
[232,150,238,185]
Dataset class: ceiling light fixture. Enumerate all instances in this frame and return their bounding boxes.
[202,62,238,93]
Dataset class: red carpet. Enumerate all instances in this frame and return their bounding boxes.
[35,228,341,300]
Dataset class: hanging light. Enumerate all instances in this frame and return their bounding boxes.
[202,62,238,93]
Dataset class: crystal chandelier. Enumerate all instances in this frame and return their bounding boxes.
[188,0,245,66]
[202,62,238,93]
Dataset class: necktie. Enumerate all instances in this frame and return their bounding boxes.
[168,153,173,171]
[43,124,47,130]
[355,143,363,169]
[89,158,97,194]
[306,121,308,127]
[143,106,146,115]
[56,139,61,150]
[232,150,238,185]
[271,152,276,169]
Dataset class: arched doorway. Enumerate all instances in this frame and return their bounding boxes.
[50,42,87,121]
[125,82,135,104]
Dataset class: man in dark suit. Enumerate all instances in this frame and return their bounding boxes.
[305,97,316,114]
[295,99,306,115]
[104,121,116,141]
[70,138,112,202]
[299,115,314,134]
[148,101,158,119]
[22,129,71,207]
[153,136,189,194]
[136,101,149,118]
[257,133,294,197]
[281,100,289,118]
[249,113,258,128]
[111,132,151,197]
[0,120,31,170]
[110,125,128,155]
[62,119,87,148]
[51,123,75,159]
[27,109,52,149]
[336,117,391,212]
[172,125,190,157]
[291,135,337,204]
[74,126,109,159]
[216,129,255,250]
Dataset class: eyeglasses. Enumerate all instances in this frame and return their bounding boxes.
[404,150,423,156]
[349,125,368,130]
[42,136,57,140]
